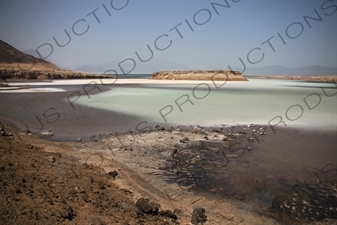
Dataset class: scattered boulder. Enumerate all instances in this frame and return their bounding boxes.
[191,207,207,225]
[135,198,164,216]
[155,125,165,131]
[149,201,161,214]
[107,170,118,178]
[135,198,153,214]
[159,210,177,219]
[1,129,13,137]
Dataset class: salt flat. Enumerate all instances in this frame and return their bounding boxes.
[0,87,66,93]
[4,78,243,86]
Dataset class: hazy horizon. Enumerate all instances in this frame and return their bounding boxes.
[1,0,336,74]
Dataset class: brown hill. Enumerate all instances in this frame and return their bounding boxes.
[0,39,60,71]
[0,40,112,80]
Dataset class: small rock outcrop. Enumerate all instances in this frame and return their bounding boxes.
[152,70,248,81]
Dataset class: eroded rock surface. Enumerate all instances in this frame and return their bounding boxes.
[152,70,248,81]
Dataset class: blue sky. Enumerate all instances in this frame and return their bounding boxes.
[1,0,336,74]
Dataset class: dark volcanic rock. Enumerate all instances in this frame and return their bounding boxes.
[135,198,163,215]
[136,198,153,214]
[191,207,207,225]
[159,210,178,219]
[155,125,165,131]
[149,201,161,214]
[107,170,118,178]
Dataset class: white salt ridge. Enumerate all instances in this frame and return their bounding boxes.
[0,87,66,93]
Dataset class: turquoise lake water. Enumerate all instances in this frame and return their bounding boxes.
[72,79,337,132]
[0,79,336,140]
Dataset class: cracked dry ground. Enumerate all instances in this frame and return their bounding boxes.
[0,121,179,225]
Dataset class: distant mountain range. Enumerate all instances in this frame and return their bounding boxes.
[4,39,333,76]
[241,65,337,76]
[72,58,190,74]
[72,65,107,73]
[22,49,43,59]
[71,63,336,76]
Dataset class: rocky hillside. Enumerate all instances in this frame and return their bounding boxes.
[0,40,60,71]
[0,40,111,80]
[152,70,248,81]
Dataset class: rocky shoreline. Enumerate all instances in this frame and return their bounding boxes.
[152,70,248,81]
[0,67,111,80]
[247,75,337,82]
[0,121,179,225]
[1,120,336,225]
[77,124,337,225]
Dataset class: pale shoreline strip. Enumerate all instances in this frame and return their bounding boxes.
[2,78,244,87]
